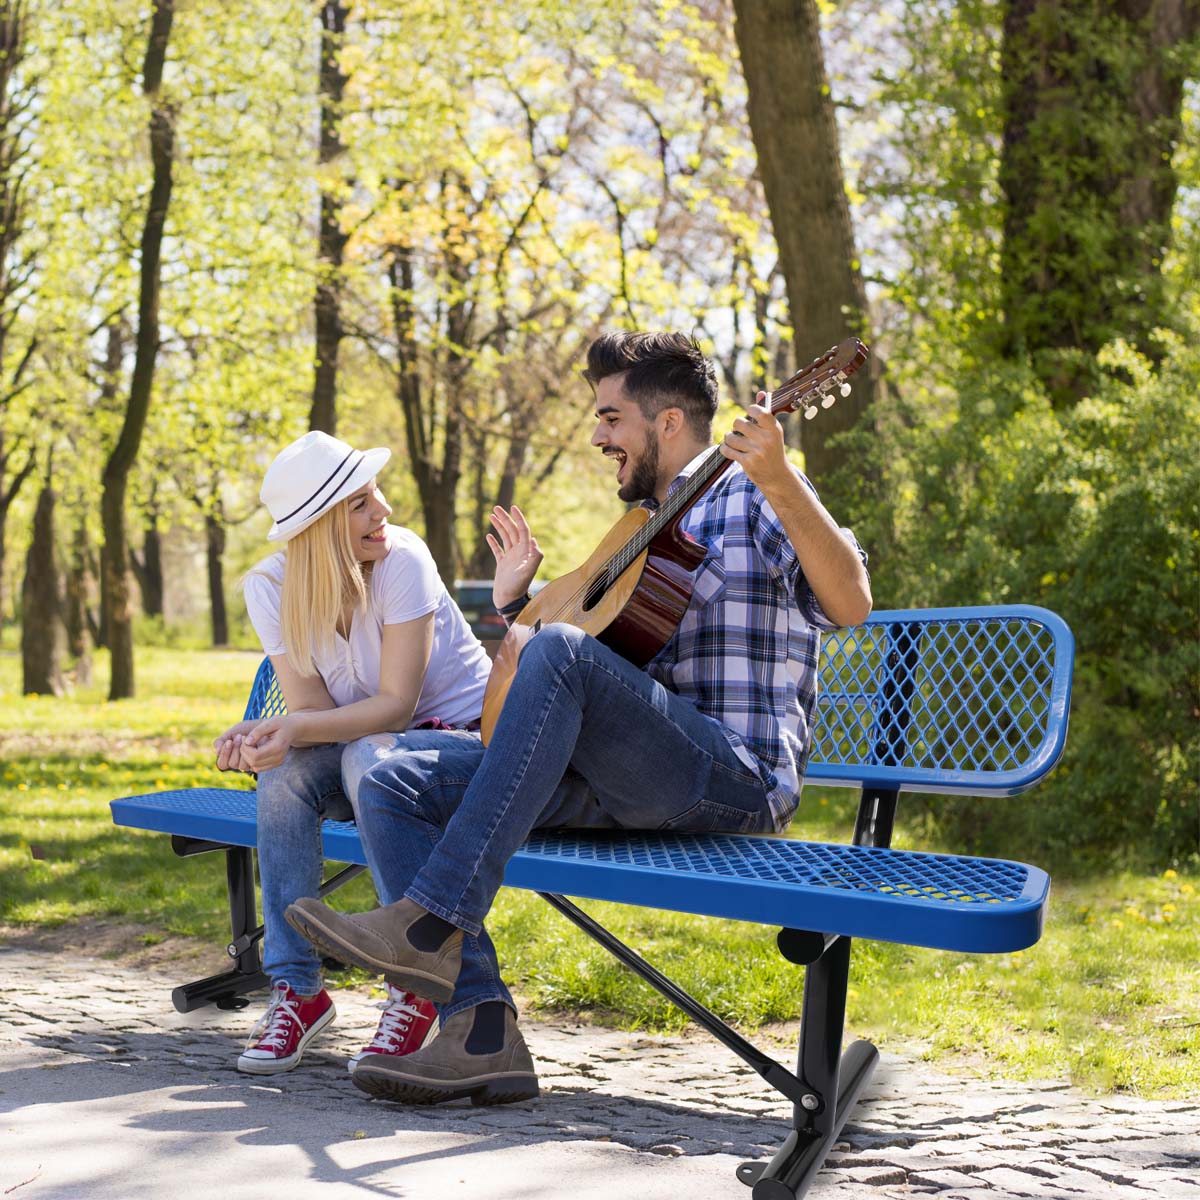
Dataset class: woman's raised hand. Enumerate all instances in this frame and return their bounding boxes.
[486,505,543,609]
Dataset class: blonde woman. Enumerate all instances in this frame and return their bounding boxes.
[214,430,491,1076]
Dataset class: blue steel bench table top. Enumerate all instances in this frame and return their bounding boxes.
[110,787,1049,956]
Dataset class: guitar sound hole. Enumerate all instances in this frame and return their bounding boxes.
[582,576,609,612]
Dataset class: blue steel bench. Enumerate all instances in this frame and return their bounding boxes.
[110,603,1074,1200]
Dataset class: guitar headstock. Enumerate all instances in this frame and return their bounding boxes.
[765,338,869,421]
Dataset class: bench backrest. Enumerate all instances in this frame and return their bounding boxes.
[243,603,1074,801]
[808,605,1073,796]
[243,659,285,723]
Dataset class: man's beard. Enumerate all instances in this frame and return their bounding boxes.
[617,432,660,503]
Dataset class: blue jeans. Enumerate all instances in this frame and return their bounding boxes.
[349,623,772,1017]
[256,743,354,995]
[340,729,517,1020]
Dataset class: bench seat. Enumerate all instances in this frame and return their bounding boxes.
[111,787,1049,954]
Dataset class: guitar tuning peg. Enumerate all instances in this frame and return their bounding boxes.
[820,393,836,408]
[804,405,818,420]
[839,382,851,398]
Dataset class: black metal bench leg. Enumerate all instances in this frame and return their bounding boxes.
[171,843,268,1014]
[738,935,878,1199]
[225,862,367,959]
[539,892,810,1106]
[737,1039,878,1198]
[539,890,876,1198]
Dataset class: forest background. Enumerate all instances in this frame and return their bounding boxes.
[0,0,1196,882]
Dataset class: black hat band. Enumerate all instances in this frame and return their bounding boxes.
[278,449,363,524]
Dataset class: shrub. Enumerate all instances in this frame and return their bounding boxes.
[879,337,1199,871]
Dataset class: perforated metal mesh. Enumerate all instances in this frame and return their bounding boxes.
[109,788,364,861]
[812,615,1057,776]
[521,830,1030,907]
[142,788,257,821]
[243,659,285,722]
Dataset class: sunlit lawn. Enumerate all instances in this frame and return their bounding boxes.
[1,644,1196,1097]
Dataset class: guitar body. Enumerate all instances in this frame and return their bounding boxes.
[480,506,707,743]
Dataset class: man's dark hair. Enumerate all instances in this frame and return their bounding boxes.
[583,331,718,440]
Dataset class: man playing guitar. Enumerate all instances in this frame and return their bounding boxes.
[285,330,872,1107]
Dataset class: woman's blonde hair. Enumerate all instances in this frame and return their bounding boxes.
[275,500,369,676]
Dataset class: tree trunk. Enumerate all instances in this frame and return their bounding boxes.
[0,484,7,627]
[0,435,34,625]
[388,242,461,587]
[206,508,228,646]
[142,517,163,616]
[100,477,134,696]
[0,3,37,629]
[309,0,350,435]
[63,520,93,685]
[999,0,1199,402]
[21,471,63,695]
[92,321,125,652]
[99,0,175,700]
[731,0,879,503]
[64,522,89,657]
[129,506,163,618]
[463,426,528,579]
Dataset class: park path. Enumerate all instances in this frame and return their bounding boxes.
[1,943,1197,1200]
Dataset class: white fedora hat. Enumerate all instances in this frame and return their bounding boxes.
[261,430,392,542]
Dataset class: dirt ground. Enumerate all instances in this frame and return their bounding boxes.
[0,918,222,975]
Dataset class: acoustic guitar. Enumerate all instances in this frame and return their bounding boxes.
[480,337,870,744]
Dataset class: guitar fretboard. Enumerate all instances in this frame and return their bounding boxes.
[603,447,730,586]
[584,338,867,605]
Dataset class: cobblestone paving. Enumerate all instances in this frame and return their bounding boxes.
[1,945,1197,1199]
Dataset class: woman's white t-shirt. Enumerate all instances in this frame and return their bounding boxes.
[243,524,490,728]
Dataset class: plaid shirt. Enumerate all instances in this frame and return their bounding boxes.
[645,453,868,832]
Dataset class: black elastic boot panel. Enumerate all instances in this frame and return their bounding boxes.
[406,911,459,952]
[465,1002,508,1055]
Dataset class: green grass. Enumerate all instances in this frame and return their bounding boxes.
[1,644,1196,1097]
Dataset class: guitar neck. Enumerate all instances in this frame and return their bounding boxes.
[605,447,732,580]
[596,336,868,589]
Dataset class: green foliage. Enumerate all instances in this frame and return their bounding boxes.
[878,337,1199,868]
[994,2,1198,395]
[853,0,1006,371]
[846,4,1200,870]
[330,0,787,575]
[2,0,321,648]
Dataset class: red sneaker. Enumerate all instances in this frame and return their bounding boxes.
[348,983,438,1073]
[237,982,336,1075]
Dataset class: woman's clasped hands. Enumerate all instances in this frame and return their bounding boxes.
[213,714,300,775]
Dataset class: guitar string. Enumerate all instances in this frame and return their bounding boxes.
[534,363,845,621]
[528,349,858,622]
[596,363,846,592]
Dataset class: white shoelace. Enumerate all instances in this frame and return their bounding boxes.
[366,991,422,1052]
[247,985,302,1051]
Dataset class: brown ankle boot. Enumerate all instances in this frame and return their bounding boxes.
[352,1005,539,1106]
[284,896,463,1004]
